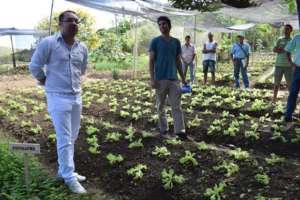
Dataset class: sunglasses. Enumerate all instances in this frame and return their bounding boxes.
[61,18,80,24]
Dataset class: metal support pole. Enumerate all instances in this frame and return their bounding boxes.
[193,15,197,46]
[133,15,138,79]
[115,14,118,36]
[49,0,55,36]
[114,14,119,74]
[297,0,300,29]
[10,35,16,69]
[193,15,197,82]
[251,30,255,67]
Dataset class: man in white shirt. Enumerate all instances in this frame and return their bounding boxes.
[202,32,217,84]
[29,10,88,194]
[181,35,196,84]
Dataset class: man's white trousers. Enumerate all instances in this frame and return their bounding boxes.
[46,92,82,183]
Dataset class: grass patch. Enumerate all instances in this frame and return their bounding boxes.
[0,64,11,74]
[94,61,128,71]
[0,63,30,75]
[93,55,148,71]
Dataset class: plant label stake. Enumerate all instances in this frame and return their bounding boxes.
[9,143,40,189]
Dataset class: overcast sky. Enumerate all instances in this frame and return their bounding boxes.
[0,0,115,48]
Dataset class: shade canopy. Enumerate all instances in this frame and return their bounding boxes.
[0,28,48,37]
[65,0,296,31]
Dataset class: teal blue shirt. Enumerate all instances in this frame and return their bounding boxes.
[149,36,181,80]
[274,37,292,67]
[285,33,300,66]
[231,42,251,59]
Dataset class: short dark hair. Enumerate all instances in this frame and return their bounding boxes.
[185,35,191,39]
[157,16,171,29]
[59,10,77,22]
[284,24,293,31]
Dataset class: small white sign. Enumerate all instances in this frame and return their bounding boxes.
[9,143,40,154]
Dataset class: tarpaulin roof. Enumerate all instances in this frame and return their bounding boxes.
[227,23,256,31]
[173,13,256,33]
[65,0,196,18]
[217,0,297,24]
[0,28,48,37]
[64,0,296,32]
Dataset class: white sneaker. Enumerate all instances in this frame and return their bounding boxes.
[74,173,86,182]
[57,173,87,182]
[65,180,87,194]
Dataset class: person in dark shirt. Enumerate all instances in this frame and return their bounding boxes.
[149,16,187,140]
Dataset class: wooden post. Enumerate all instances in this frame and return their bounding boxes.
[24,153,29,189]
[9,143,40,191]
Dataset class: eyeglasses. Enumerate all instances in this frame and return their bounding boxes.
[61,18,80,24]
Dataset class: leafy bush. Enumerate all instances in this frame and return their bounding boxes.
[204,181,226,200]
[106,153,124,165]
[127,164,147,180]
[161,168,185,190]
[0,143,99,200]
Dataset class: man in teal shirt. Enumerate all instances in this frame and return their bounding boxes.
[285,29,300,123]
[273,24,293,102]
[149,16,187,140]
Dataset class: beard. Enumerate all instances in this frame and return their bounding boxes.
[68,25,78,36]
[160,28,170,35]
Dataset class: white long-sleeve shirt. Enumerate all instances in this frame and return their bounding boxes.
[29,32,88,94]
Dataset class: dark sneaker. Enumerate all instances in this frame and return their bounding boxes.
[176,132,188,140]
[284,117,292,123]
[160,130,168,134]
[285,122,294,131]
[159,130,169,137]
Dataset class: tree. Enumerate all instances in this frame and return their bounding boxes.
[168,0,258,11]
[89,19,134,65]
[168,0,295,12]
[168,0,220,11]
[35,9,99,49]
[285,0,296,13]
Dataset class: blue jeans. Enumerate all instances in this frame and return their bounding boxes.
[46,92,82,183]
[285,67,300,120]
[182,62,195,83]
[233,59,249,88]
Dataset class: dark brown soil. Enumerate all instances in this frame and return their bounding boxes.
[1,80,300,200]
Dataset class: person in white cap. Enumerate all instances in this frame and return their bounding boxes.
[230,33,251,88]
